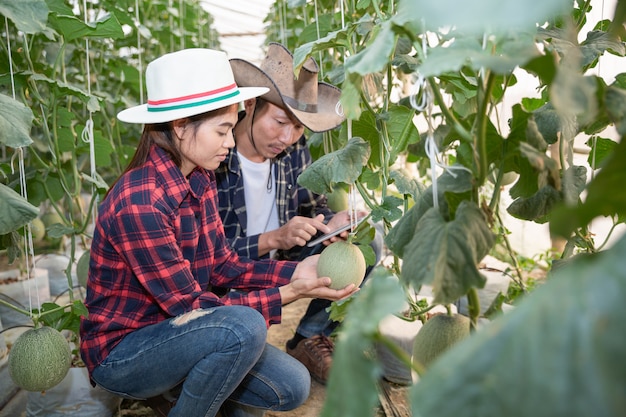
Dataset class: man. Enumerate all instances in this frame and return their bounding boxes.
[215,43,374,384]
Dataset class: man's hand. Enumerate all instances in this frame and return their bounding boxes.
[263,214,330,251]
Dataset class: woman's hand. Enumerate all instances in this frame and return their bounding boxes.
[278,255,358,305]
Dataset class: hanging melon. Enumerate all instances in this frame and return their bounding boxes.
[317,241,366,290]
[8,326,72,392]
[412,313,470,370]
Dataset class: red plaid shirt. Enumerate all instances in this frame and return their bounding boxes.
[80,145,296,373]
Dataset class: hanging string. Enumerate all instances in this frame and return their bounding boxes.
[135,0,144,103]
[410,24,470,210]
[81,0,98,228]
[6,22,39,315]
[179,0,184,50]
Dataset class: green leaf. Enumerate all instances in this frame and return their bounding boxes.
[400,201,495,304]
[293,24,352,73]
[297,137,371,194]
[605,86,626,135]
[386,105,420,160]
[580,30,626,69]
[585,136,618,168]
[394,0,571,35]
[385,169,474,258]
[344,20,396,77]
[0,0,48,34]
[0,183,39,234]
[550,135,626,237]
[532,103,561,145]
[321,268,406,417]
[410,235,626,417]
[417,34,541,78]
[48,12,124,42]
[507,185,562,223]
[0,94,34,148]
[389,169,427,201]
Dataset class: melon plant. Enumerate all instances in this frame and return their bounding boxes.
[8,326,72,392]
[412,313,470,370]
[317,241,366,290]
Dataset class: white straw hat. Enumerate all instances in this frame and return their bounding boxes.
[118,48,269,124]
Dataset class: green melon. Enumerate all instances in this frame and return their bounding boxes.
[326,188,349,212]
[30,218,46,243]
[8,326,72,392]
[76,250,90,288]
[316,241,366,290]
[412,314,470,370]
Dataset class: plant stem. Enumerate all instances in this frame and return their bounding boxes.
[467,287,480,330]
[475,72,496,183]
[0,298,32,318]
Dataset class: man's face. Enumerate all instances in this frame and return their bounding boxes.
[249,101,305,159]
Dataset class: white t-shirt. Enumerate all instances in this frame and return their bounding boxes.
[237,151,280,239]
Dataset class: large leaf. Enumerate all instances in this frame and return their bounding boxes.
[0,0,48,34]
[321,268,407,417]
[47,12,124,42]
[550,134,626,237]
[385,169,474,258]
[0,94,34,148]
[410,234,626,417]
[417,34,541,78]
[394,0,572,35]
[0,183,39,234]
[400,201,495,304]
[297,137,370,194]
[343,20,396,77]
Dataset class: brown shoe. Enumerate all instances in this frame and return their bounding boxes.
[144,394,175,417]
[286,335,334,384]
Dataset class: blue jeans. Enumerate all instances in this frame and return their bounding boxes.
[91,305,310,417]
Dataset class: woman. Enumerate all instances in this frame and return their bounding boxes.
[79,48,356,417]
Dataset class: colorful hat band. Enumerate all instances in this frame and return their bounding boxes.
[147,83,240,113]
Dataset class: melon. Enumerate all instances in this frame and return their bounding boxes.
[412,313,470,370]
[326,188,349,212]
[8,326,72,392]
[30,218,46,243]
[76,250,90,288]
[316,241,366,290]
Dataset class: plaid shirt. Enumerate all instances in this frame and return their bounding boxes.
[80,145,296,374]
[215,135,333,261]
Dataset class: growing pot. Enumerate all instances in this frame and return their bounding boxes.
[26,366,121,417]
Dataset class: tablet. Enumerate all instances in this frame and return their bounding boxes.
[306,215,367,247]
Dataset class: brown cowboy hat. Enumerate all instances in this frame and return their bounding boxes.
[230,43,344,133]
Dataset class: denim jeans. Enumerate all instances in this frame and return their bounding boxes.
[91,305,310,417]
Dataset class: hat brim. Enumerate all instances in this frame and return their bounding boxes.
[230,59,344,133]
[117,86,269,124]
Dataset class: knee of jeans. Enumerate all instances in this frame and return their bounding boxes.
[221,306,268,352]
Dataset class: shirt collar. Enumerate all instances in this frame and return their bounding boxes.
[149,145,212,203]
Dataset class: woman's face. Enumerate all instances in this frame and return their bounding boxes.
[176,105,238,176]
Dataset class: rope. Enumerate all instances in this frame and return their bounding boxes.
[82,0,98,226]
[409,25,470,210]
[135,0,144,103]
